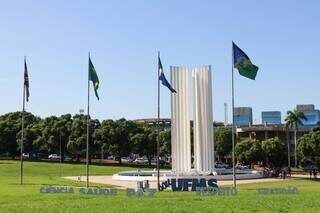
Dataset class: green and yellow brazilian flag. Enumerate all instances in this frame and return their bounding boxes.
[89,57,100,100]
[233,42,259,80]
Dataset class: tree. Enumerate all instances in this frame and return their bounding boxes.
[159,129,171,157]
[214,126,232,161]
[16,122,42,158]
[297,129,320,168]
[93,119,113,160]
[94,118,138,164]
[29,121,47,158]
[38,116,60,154]
[53,114,73,161]
[0,112,39,158]
[67,114,100,162]
[235,138,263,166]
[131,124,157,165]
[285,109,307,167]
[261,137,286,166]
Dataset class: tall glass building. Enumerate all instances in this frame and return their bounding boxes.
[261,111,281,124]
[296,105,320,127]
[234,107,252,126]
[300,110,320,127]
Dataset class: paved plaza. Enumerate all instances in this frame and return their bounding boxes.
[64,175,313,189]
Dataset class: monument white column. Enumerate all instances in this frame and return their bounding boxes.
[171,66,191,173]
[192,66,214,173]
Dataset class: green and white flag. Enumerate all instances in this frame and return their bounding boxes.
[233,42,259,80]
[89,57,100,100]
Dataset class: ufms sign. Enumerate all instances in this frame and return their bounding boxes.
[160,178,218,191]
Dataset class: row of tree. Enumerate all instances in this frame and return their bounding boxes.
[0,112,171,164]
[0,111,318,167]
[0,111,232,165]
[235,137,287,167]
[297,128,320,167]
[235,130,320,168]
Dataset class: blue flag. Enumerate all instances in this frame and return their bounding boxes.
[233,42,259,80]
[158,56,176,93]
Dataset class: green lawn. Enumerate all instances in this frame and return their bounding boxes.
[0,160,319,213]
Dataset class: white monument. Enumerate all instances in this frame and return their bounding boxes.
[192,66,214,174]
[170,65,214,174]
[170,66,191,173]
[113,65,262,183]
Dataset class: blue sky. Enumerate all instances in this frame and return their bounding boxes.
[0,0,319,123]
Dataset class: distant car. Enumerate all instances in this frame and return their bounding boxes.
[22,153,29,159]
[235,163,249,170]
[107,155,115,160]
[0,152,10,157]
[133,157,149,165]
[48,154,60,160]
[151,157,165,166]
[121,157,132,164]
[215,161,229,169]
[64,155,72,161]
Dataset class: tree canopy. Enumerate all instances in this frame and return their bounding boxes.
[214,126,232,160]
[235,138,263,166]
[235,137,287,167]
[261,137,286,166]
[0,112,171,163]
[298,129,320,167]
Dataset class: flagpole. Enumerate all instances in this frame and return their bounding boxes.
[86,52,90,188]
[20,56,26,185]
[59,132,62,177]
[231,42,236,188]
[157,51,161,191]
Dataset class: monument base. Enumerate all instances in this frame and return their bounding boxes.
[112,168,263,182]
